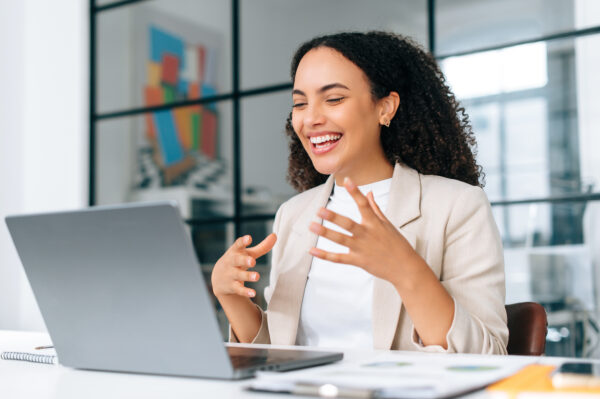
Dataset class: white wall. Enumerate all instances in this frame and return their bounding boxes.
[0,0,88,331]
[0,0,27,331]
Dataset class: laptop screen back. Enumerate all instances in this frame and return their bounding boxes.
[6,202,234,378]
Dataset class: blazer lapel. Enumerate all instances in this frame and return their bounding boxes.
[372,163,421,349]
[268,175,335,345]
[386,163,421,229]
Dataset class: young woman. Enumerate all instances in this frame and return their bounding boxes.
[211,31,508,354]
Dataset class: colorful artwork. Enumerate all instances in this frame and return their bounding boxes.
[143,25,219,185]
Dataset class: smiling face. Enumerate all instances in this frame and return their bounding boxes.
[291,47,396,185]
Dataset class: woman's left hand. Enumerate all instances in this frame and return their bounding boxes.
[309,177,420,285]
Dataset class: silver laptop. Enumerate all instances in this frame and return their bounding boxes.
[5,202,342,379]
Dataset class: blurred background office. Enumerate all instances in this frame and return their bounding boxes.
[1,0,599,358]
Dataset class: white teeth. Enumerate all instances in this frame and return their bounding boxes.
[309,134,341,144]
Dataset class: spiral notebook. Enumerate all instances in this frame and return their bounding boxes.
[1,348,58,365]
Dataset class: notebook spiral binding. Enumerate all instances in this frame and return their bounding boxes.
[1,351,57,365]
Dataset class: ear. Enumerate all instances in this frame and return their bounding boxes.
[377,91,400,126]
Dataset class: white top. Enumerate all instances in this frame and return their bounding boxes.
[296,178,392,348]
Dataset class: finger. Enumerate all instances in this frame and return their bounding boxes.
[309,222,352,247]
[367,191,386,220]
[233,235,252,250]
[317,208,357,232]
[309,247,353,265]
[232,254,256,268]
[246,233,277,259]
[236,269,260,283]
[343,177,372,216]
[233,281,256,298]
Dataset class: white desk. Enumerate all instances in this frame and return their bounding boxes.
[0,330,564,399]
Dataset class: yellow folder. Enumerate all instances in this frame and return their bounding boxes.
[487,364,600,398]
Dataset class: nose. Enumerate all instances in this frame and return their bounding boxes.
[303,102,326,127]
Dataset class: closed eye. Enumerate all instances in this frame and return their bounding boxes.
[326,97,344,104]
[292,102,307,108]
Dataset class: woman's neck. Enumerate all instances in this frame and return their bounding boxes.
[333,157,394,186]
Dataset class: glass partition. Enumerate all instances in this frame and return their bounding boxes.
[435,0,580,55]
[499,200,600,358]
[240,0,428,90]
[240,90,296,216]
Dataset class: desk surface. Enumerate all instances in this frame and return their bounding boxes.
[0,330,562,399]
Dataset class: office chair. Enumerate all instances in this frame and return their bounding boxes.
[505,302,547,356]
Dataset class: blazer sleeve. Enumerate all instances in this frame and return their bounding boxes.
[410,185,509,354]
[228,204,285,344]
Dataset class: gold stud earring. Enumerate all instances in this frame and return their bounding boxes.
[382,119,390,127]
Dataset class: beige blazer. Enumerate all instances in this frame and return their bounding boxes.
[231,163,509,354]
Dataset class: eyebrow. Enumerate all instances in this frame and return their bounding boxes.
[292,83,350,96]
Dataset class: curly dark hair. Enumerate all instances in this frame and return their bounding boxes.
[285,31,483,192]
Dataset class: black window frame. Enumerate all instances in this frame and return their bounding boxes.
[89,0,600,237]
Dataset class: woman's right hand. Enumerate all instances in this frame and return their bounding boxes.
[211,233,277,299]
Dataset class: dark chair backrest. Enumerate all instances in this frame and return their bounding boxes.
[505,302,547,356]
